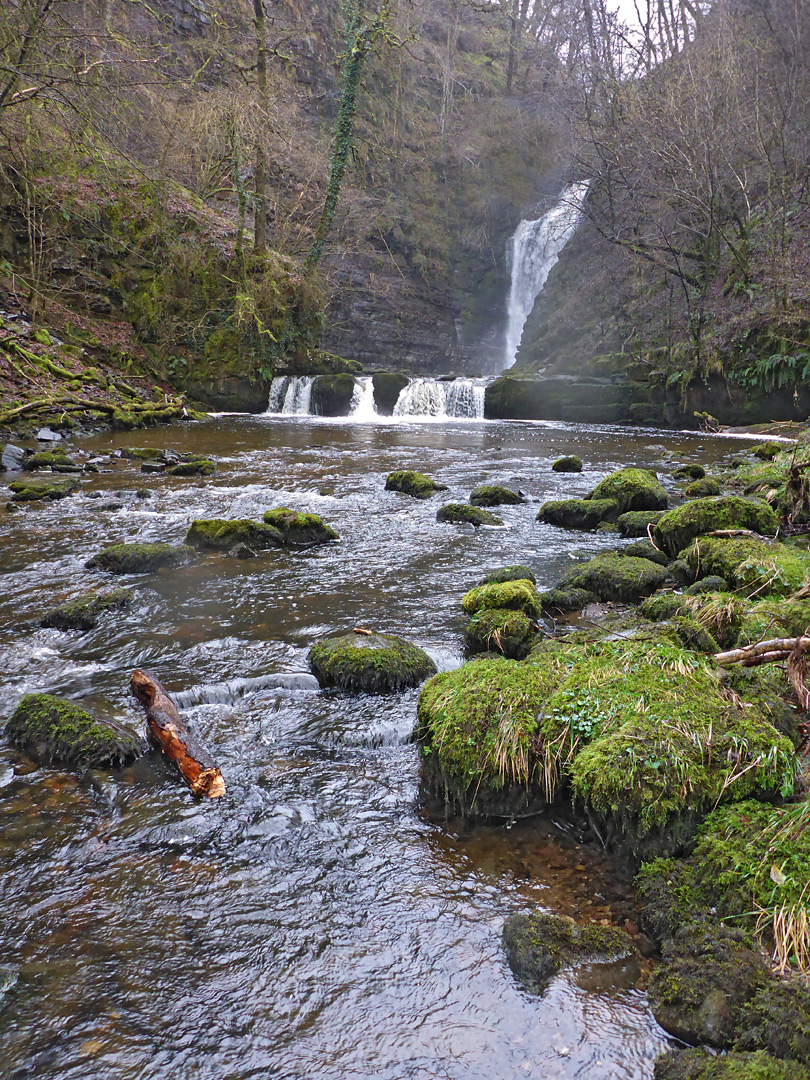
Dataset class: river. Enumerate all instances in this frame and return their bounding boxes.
[0,414,752,1080]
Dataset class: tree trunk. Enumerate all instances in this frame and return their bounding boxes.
[252,0,268,255]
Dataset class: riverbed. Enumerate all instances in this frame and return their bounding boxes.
[0,415,752,1080]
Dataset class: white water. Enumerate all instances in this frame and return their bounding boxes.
[266,375,314,415]
[393,377,486,419]
[503,180,590,370]
[348,376,377,419]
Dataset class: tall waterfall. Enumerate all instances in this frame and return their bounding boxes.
[348,376,377,419]
[503,180,590,370]
[393,377,486,419]
[266,376,314,415]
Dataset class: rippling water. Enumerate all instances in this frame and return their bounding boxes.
[0,416,748,1080]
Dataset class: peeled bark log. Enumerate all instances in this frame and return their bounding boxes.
[130,669,225,798]
[714,636,810,665]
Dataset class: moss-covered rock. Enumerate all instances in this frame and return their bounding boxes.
[536,587,596,614]
[41,588,132,631]
[469,484,524,506]
[464,608,537,660]
[502,912,633,996]
[9,478,81,501]
[654,497,779,558]
[371,371,409,414]
[262,507,338,546]
[480,564,536,585]
[752,441,788,461]
[552,455,582,472]
[619,539,670,565]
[185,518,283,552]
[119,446,165,460]
[86,542,197,573]
[588,467,668,513]
[311,373,356,416]
[560,553,668,603]
[617,509,667,537]
[654,1048,810,1080]
[5,693,145,770]
[686,477,722,497]
[640,590,745,648]
[738,596,810,645]
[24,451,74,470]
[437,503,504,526]
[309,632,436,693]
[674,465,706,480]
[682,535,810,596]
[685,575,730,594]
[462,579,540,618]
[385,470,448,499]
[167,458,216,477]
[538,497,619,530]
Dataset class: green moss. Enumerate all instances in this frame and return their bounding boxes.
[167,458,215,477]
[309,632,436,693]
[371,371,409,414]
[538,497,619,530]
[752,442,788,461]
[462,579,540,618]
[636,857,709,944]
[24,451,72,469]
[674,464,706,480]
[437,503,504,526]
[385,470,448,499]
[469,484,524,506]
[262,507,338,545]
[185,519,283,552]
[552,455,583,472]
[654,1048,810,1080]
[654,497,779,557]
[40,588,132,631]
[560,552,668,603]
[464,608,537,660]
[9,478,80,501]
[617,509,667,537]
[480,564,536,585]
[86,542,197,573]
[682,536,810,596]
[119,446,165,460]
[536,587,596,613]
[640,592,692,621]
[311,374,356,416]
[686,477,722,497]
[588,467,668,512]
[5,693,145,770]
[738,597,810,645]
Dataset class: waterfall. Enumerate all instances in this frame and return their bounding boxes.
[266,376,314,415]
[393,378,486,419]
[348,376,377,419]
[503,179,590,370]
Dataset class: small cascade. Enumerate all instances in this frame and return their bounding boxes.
[173,673,320,709]
[393,377,486,419]
[503,179,590,370]
[266,376,314,415]
[348,376,377,419]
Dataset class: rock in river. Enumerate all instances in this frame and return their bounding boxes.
[86,542,198,573]
[309,632,436,693]
[186,518,283,552]
[263,507,338,545]
[437,503,504,527]
[385,470,448,499]
[41,588,133,631]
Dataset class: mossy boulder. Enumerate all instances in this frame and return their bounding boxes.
[263,508,338,546]
[685,576,729,594]
[617,509,667,537]
[5,693,145,770]
[640,591,745,648]
[752,441,787,461]
[681,535,810,596]
[86,542,197,573]
[371,371,409,414]
[620,539,670,565]
[437,503,503,527]
[560,553,668,603]
[185,518,283,552]
[686,477,722,498]
[536,587,596,614]
[24,451,73,470]
[587,467,668,513]
[538,497,618,530]
[167,458,216,477]
[552,455,582,472]
[502,912,633,996]
[464,608,537,660]
[654,1049,810,1080]
[120,446,165,460]
[41,588,132,631]
[480,565,536,585]
[309,632,436,693]
[311,373,356,416]
[462,579,540,618]
[674,465,706,480]
[385,470,448,499]
[469,484,524,506]
[654,497,779,558]
[9,478,80,501]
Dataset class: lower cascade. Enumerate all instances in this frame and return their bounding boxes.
[266,375,314,415]
[348,376,377,419]
[266,375,487,419]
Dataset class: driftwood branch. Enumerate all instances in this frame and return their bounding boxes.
[130,669,225,798]
[714,637,810,666]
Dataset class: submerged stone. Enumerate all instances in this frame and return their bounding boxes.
[263,507,339,545]
[464,608,537,660]
[5,693,145,770]
[309,632,436,693]
[538,497,618,530]
[186,518,283,552]
[469,484,524,506]
[9,478,80,501]
[385,469,448,499]
[41,588,132,631]
[462,579,540,618]
[560,553,668,603]
[587,467,668,513]
[86,542,197,573]
[653,496,779,558]
[437,503,503,527]
[480,564,536,586]
[552,455,583,472]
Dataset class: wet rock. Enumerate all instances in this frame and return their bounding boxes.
[227,542,257,559]
[311,373,355,416]
[5,501,21,513]
[684,576,729,595]
[309,632,436,693]
[185,518,283,552]
[86,542,198,573]
[536,587,596,614]
[36,427,62,442]
[95,500,125,512]
[41,588,132,631]
[167,458,215,477]
[752,441,787,461]
[552,455,582,472]
[135,487,153,499]
[83,463,100,473]
[385,469,448,499]
[462,578,541,618]
[617,509,667,537]
[5,693,145,770]
[140,461,166,474]
[653,497,779,558]
[538,497,619,530]
[24,451,73,471]
[120,446,165,460]
[8,478,81,501]
[503,912,634,996]
[262,507,339,545]
[670,558,693,585]
[480,564,536,586]
[560,553,668,603]
[469,484,525,506]
[620,539,670,566]
[654,1048,810,1080]
[437,503,504,526]
[673,464,706,480]
[464,608,537,660]
[587,467,668,513]
[685,477,722,498]
[371,371,409,414]
[1,444,25,471]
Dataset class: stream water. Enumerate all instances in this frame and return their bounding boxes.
[0,415,754,1080]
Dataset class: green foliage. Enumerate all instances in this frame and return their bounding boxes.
[464,608,536,660]
[734,353,810,394]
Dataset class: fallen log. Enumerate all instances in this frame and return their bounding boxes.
[130,668,225,798]
[714,636,810,665]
